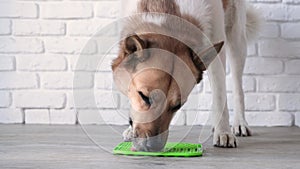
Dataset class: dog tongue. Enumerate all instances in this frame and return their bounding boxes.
[131,147,137,151]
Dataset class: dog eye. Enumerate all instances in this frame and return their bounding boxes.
[138,91,152,105]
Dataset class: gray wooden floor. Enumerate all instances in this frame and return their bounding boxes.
[1,125,300,169]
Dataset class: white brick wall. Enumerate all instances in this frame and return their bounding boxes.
[0,0,299,127]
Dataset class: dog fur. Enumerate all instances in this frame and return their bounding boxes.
[113,0,261,150]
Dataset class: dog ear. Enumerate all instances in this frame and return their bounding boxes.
[121,35,150,71]
[124,34,147,54]
[112,35,146,71]
[191,41,224,71]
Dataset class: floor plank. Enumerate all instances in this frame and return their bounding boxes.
[0,125,299,169]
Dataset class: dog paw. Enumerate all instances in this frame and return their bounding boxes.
[122,126,134,142]
[213,131,237,148]
[232,124,252,137]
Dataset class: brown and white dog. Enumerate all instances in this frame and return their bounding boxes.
[112,0,261,151]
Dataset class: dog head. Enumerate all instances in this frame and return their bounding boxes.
[112,33,223,151]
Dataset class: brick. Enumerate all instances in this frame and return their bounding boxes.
[259,22,279,38]
[285,60,300,74]
[0,38,44,54]
[227,94,275,111]
[244,58,283,75]
[77,109,104,124]
[71,53,117,73]
[258,77,300,92]
[71,54,114,72]
[96,92,119,109]
[205,76,256,93]
[90,22,118,37]
[296,112,300,127]
[0,92,11,108]
[186,111,210,125]
[0,72,38,89]
[95,72,113,90]
[171,110,186,126]
[0,3,37,18]
[40,3,93,19]
[100,109,128,125]
[96,1,119,19]
[41,72,93,89]
[120,94,130,110]
[69,54,104,72]
[246,112,293,127]
[287,5,300,21]
[254,4,287,21]
[281,23,300,39]
[14,92,66,109]
[93,55,113,72]
[50,109,76,124]
[258,39,278,57]
[66,92,87,109]
[68,91,119,109]
[181,94,211,111]
[77,109,127,125]
[279,94,300,111]
[0,19,11,35]
[258,39,300,58]
[245,94,276,111]
[229,76,256,92]
[68,19,117,36]
[45,38,97,54]
[13,20,65,36]
[247,43,257,56]
[96,37,119,54]
[0,56,15,71]
[284,0,300,4]
[25,109,49,124]
[0,109,23,123]
[17,54,66,71]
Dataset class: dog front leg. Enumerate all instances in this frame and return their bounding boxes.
[122,117,134,142]
[227,34,252,137]
[208,49,237,148]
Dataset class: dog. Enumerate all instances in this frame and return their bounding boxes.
[112,0,261,151]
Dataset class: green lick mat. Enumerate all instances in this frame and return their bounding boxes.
[113,142,203,157]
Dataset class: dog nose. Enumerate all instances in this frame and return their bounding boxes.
[138,91,152,105]
[132,130,168,152]
[132,136,166,152]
